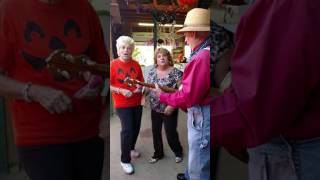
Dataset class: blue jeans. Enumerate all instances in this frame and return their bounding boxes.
[185,105,210,180]
[248,136,320,180]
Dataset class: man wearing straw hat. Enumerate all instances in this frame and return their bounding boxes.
[213,0,320,179]
[154,8,211,180]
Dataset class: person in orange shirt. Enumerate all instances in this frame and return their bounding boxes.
[110,36,144,175]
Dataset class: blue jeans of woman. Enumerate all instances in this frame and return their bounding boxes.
[185,105,210,180]
[248,136,320,180]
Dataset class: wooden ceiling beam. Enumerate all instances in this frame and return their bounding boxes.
[120,9,186,24]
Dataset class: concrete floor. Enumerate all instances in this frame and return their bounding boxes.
[109,106,248,180]
[110,107,189,180]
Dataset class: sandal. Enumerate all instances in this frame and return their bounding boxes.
[175,156,183,163]
[148,156,163,164]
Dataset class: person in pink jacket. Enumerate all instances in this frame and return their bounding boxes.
[155,8,211,180]
[213,0,320,179]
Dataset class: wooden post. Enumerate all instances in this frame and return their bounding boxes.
[153,21,158,51]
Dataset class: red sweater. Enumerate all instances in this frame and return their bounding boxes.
[110,58,144,108]
[0,0,108,146]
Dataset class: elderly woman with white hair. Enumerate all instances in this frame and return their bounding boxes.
[110,36,144,175]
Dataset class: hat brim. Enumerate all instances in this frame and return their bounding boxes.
[176,26,210,34]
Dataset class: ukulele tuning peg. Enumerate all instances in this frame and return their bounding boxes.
[61,70,71,80]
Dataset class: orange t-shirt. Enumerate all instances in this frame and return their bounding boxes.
[110,58,144,108]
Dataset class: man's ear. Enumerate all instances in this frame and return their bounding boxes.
[192,32,197,38]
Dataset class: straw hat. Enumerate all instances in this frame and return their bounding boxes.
[177,8,210,33]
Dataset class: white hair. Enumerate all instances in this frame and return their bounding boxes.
[116,36,135,51]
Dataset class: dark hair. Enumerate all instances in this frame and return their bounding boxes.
[154,48,174,66]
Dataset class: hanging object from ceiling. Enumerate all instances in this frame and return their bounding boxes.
[152,10,176,24]
[152,0,193,13]
[177,0,198,8]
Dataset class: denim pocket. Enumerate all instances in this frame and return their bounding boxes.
[189,107,204,131]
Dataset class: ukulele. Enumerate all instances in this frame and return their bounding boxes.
[46,50,109,81]
[124,77,177,93]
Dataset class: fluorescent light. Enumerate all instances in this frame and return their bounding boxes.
[138,23,183,28]
[138,23,154,27]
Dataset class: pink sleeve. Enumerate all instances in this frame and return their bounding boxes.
[160,50,210,109]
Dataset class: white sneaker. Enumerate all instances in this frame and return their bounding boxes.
[130,150,141,158]
[120,162,134,174]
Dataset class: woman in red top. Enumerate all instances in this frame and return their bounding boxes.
[110,36,144,175]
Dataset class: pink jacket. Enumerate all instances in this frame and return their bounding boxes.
[160,45,211,109]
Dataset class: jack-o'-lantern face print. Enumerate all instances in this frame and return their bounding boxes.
[21,19,90,71]
[116,66,138,86]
